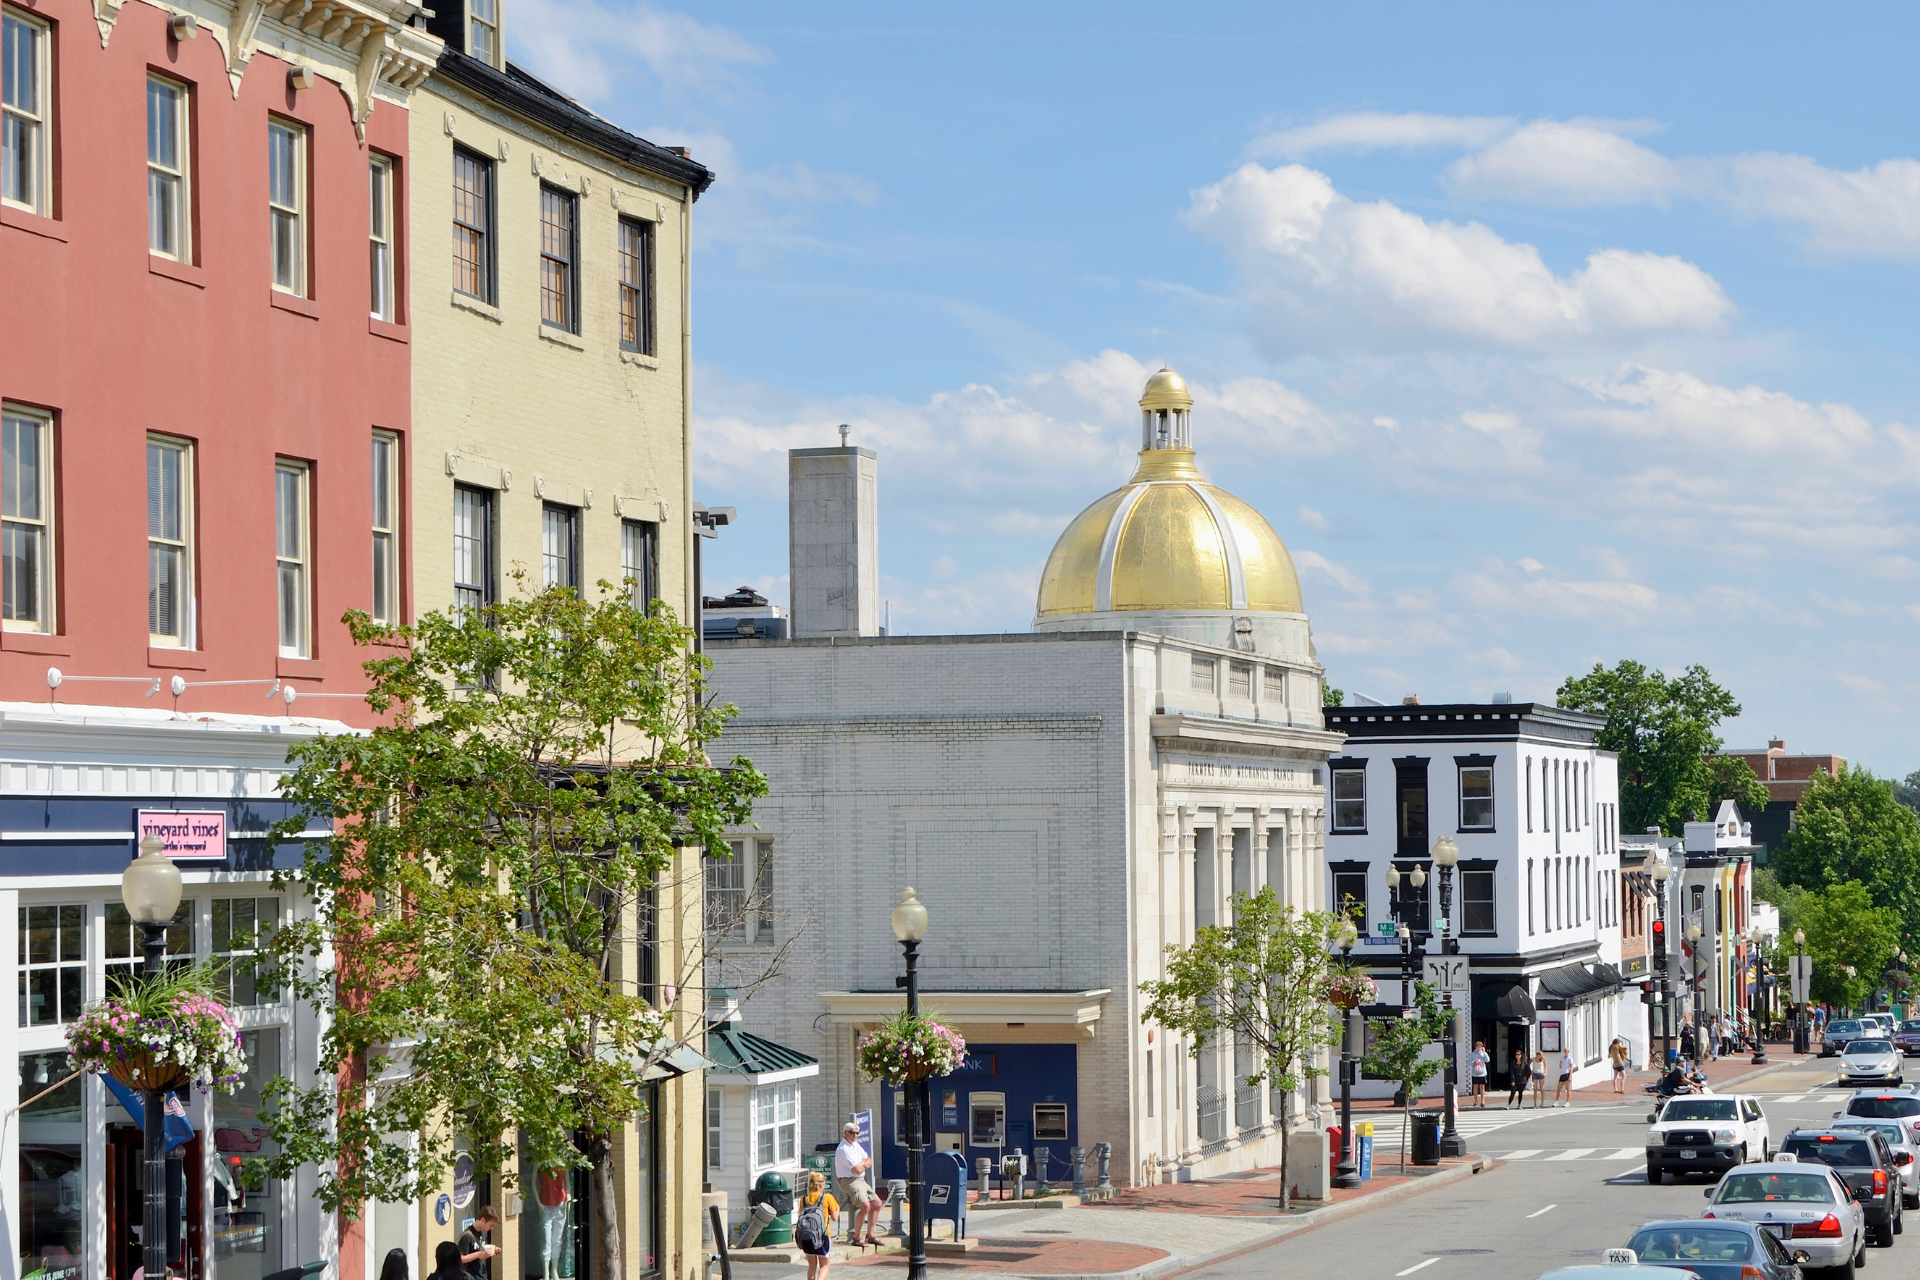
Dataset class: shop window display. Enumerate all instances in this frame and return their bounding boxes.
[18,1050,84,1280]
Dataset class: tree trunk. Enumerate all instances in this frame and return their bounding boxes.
[1399,1104,1410,1174]
[1277,1116,1290,1213]
[590,1138,622,1280]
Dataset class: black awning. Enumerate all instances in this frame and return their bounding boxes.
[1473,979,1536,1023]
[1538,962,1617,1002]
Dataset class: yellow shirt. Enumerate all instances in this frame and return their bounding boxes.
[804,1191,839,1219]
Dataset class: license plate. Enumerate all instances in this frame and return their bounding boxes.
[1680,1150,1697,1159]
[1762,1225,1787,1238]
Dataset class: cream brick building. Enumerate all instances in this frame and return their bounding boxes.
[705,370,1344,1194]
[395,6,713,1280]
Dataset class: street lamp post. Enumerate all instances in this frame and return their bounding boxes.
[1432,837,1465,1158]
[891,888,930,1280]
[1383,863,1426,1010]
[1687,922,1706,1061]
[1793,929,1808,1054]
[123,833,183,1280]
[1651,857,1673,1066]
[1748,926,1768,1064]
[1332,919,1361,1190]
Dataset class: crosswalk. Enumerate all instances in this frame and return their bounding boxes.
[1364,1089,1868,1156]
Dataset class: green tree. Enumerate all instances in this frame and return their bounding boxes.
[1140,889,1342,1210]
[1324,684,1345,707]
[1360,982,1448,1173]
[257,577,768,1280]
[1889,769,1920,817]
[1794,881,1901,1011]
[1774,765,1920,944]
[1555,660,1767,834]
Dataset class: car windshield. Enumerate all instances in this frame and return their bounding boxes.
[1902,1021,1920,1033]
[1662,1099,1740,1121]
[1835,1120,1909,1146]
[1627,1227,1755,1262]
[1847,1096,1920,1119]
[1782,1137,1874,1168]
[1830,1022,1862,1034]
[1848,1040,1895,1053]
[1714,1172,1836,1204]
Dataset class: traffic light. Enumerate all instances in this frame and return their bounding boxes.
[1651,918,1667,965]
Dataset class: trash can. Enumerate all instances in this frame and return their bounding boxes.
[748,1171,795,1244]
[1410,1112,1442,1166]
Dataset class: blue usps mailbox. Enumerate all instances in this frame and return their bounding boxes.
[923,1150,968,1240]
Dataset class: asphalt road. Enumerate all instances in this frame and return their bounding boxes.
[1194,1058,1920,1280]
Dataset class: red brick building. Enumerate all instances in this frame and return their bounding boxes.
[1715,738,1847,854]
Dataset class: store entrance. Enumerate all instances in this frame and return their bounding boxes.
[105,1127,204,1280]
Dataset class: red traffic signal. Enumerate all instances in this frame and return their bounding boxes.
[1651,920,1664,935]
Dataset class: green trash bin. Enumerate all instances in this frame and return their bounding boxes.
[750,1171,795,1245]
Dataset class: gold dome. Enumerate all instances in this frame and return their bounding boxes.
[1035,372,1302,619]
[1139,368,1194,412]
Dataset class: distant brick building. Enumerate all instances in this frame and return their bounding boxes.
[1714,739,1846,855]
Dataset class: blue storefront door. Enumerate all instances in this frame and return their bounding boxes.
[880,1043,1076,1186]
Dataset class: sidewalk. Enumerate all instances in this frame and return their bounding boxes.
[1350,1047,1797,1116]
[824,1155,1489,1280]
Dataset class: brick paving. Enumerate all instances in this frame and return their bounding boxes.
[1076,1158,1476,1218]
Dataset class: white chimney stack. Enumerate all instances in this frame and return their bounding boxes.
[789,434,878,638]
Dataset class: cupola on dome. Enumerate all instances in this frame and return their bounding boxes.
[1032,369,1307,657]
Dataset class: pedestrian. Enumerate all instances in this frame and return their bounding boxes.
[459,1208,501,1280]
[1530,1051,1547,1108]
[379,1250,409,1280]
[833,1120,883,1246]
[430,1243,465,1280]
[1507,1050,1528,1108]
[795,1169,840,1280]
[1609,1037,1630,1094]
[1555,1047,1574,1107]
[1469,1041,1490,1108]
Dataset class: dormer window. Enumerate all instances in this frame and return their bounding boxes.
[469,0,497,62]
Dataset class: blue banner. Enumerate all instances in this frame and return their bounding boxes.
[102,1074,197,1152]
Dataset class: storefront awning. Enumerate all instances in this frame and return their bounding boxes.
[1473,979,1537,1023]
[1538,962,1619,1002]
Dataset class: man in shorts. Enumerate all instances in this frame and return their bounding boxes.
[833,1121,882,1246]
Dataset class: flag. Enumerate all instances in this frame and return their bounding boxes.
[103,1074,197,1152]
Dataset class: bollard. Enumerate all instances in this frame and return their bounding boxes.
[735,1202,777,1249]
[1006,1150,1027,1202]
[887,1180,907,1236]
[1094,1143,1113,1197]
[976,1157,994,1201]
[1033,1145,1051,1195]
[1070,1146,1087,1197]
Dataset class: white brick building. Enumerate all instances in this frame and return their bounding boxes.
[704,369,1342,1191]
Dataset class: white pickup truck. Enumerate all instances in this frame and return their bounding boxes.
[1644,1093,1771,1184]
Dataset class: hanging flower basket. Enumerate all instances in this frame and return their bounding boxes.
[1326,970,1378,1012]
[858,1009,966,1086]
[65,967,248,1095]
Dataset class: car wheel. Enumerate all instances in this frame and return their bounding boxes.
[1904,1193,1918,1210]
[1874,1218,1895,1247]
[1646,1161,1662,1185]
[1835,1245,1859,1278]
[1895,1208,1903,1236]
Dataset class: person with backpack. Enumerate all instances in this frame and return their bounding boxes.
[795,1170,839,1280]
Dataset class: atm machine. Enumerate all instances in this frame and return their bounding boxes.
[968,1093,1006,1152]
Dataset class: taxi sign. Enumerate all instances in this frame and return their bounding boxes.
[1603,1249,1638,1266]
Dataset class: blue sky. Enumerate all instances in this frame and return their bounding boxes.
[512,2,1920,773]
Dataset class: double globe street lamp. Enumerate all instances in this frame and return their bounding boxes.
[123,833,184,1280]
[1382,861,1425,1009]
[1332,918,1362,1190]
[1793,928,1809,1054]
[891,887,930,1280]
[1431,836,1466,1159]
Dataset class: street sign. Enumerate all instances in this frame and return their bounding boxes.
[1790,955,1811,1005]
[1376,921,1396,937]
[1423,957,1467,992]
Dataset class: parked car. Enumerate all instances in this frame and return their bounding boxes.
[1625,1220,1812,1279]
[1838,1038,1903,1086]
[1647,1095,1772,1183]
[1837,1090,1920,1147]
[1833,1116,1920,1208]
[1892,1020,1920,1058]
[1702,1161,1866,1276]
[1822,1020,1866,1057]
[1778,1129,1903,1247]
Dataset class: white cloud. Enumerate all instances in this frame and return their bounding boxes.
[509,0,769,106]
[1296,506,1330,530]
[1183,162,1733,348]
[1444,119,1679,207]
[1454,559,1661,620]
[1294,549,1371,598]
[1250,111,1514,159]
[1709,154,1920,258]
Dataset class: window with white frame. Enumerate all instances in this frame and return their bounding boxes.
[452,146,493,302]
[453,483,494,615]
[539,185,577,331]
[467,0,496,62]
[213,896,278,1005]
[541,502,578,591]
[1458,761,1494,831]
[1330,766,1366,832]
[705,1088,722,1171]
[105,899,195,994]
[371,431,399,625]
[275,461,310,657]
[705,838,774,942]
[618,216,652,354]
[268,119,306,294]
[2,404,53,632]
[369,154,395,320]
[2,8,49,215]
[621,518,657,611]
[147,435,193,645]
[752,1083,798,1168]
[18,904,83,1026]
[147,76,189,259]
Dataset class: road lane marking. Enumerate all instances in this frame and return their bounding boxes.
[1599,1148,1642,1159]
[1394,1261,1438,1277]
[1546,1148,1597,1161]
[1527,1203,1558,1219]
[1504,1149,1542,1160]
[1776,1094,1807,1102]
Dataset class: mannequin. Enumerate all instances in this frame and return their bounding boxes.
[537,1169,569,1280]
